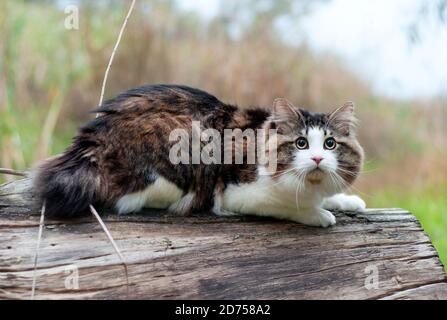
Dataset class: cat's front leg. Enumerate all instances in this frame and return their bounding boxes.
[168,192,195,215]
[322,193,366,212]
[169,181,217,216]
[292,207,336,228]
[212,192,239,217]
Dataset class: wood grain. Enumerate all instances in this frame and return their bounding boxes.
[0,178,446,299]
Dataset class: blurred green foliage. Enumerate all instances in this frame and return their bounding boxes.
[370,184,447,268]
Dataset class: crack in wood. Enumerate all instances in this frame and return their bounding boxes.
[371,280,447,300]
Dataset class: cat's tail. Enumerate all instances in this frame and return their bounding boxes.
[32,142,103,218]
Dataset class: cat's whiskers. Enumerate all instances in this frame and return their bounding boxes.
[329,170,351,194]
[336,167,372,179]
[297,170,307,193]
[295,181,300,211]
[331,170,373,199]
[333,168,373,197]
[332,171,350,192]
[230,166,304,192]
[328,171,342,193]
[336,167,358,177]
[337,166,375,176]
[289,169,307,211]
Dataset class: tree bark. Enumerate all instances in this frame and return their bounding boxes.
[0,178,446,299]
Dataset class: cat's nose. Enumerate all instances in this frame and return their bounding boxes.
[311,156,323,165]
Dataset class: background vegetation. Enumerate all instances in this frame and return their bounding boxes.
[1,0,446,266]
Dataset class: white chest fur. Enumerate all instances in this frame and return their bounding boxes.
[220,175,321,220]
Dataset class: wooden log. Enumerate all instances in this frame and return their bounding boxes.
[0,178,446,300]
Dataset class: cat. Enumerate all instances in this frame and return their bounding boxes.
[32,84,365,227]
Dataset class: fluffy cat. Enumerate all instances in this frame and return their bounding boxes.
[33,84,365,227]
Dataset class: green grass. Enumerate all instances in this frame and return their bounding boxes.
[0,106,76,177]
[369,185,447,270]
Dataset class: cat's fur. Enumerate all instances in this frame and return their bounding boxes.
[33,84,365,227]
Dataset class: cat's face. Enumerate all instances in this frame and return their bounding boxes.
[267,98,364,194]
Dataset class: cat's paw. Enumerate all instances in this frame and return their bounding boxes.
[168,193,195,216]
[213,207,239,217]
[317,209,337,227]
[323,193,366,212]
[212,196,240,217]
[293,208,336,228]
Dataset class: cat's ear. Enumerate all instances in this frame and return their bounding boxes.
[271,98,304,134]
[328,101,357,136]
[272,98,300,120]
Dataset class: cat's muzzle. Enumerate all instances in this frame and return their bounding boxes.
[306,168,325,184]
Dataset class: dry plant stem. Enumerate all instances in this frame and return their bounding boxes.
[97,0,137,116]
[31,202,45,300]
[36,90,64,161]
[91,0,134,298]
[89,204,130,298]
[27,0,135,300]
[0,168,27,177]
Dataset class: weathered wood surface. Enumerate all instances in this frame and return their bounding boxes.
[0,178,446,300]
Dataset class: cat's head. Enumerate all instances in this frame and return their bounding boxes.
[265,98,364,194]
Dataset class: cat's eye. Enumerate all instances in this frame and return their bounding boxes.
[324,137,336,150]
[296,137,308,149]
